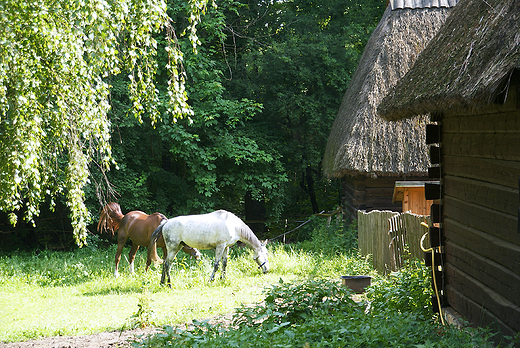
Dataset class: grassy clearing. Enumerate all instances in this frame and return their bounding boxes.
[1,219,513,347]
[0,241,373,343]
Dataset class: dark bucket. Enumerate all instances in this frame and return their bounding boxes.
[341,275,371,293]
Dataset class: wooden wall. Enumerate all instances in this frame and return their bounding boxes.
[441,85,520,337]
[393,183,434,215]
[342,175,428,220]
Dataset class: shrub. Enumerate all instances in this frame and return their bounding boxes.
[132,278,497,347]
[365,259,433,320]
[299,217,357,255]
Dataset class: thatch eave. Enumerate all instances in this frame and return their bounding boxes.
[379,0,520,121]
[328,168,429,179]
[323,6,454,179]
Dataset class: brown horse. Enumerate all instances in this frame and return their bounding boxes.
[97,202,201,278]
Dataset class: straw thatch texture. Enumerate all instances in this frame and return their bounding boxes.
[379,0,520,121]
[391,0,458,9]
[323,6,453,178]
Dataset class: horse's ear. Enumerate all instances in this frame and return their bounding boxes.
[262,239,269,246]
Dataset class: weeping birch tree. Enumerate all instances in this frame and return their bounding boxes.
[0,0,208,245]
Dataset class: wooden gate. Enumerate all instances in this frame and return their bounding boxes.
[358,210,429,274]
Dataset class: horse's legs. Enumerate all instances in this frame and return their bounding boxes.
[114,241,126,278]
[220,247,229,280]
[146,246,165,272]
[161,244,182,288]
[209,244,226,282]
[160,260,170,285]
[128,243,140,274]
[182,245,201,260]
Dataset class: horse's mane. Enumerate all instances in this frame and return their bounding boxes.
[97,202,124,236]
[152,212,167,222]
[235,217,262,248]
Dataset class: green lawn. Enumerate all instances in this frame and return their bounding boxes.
[0,243,370,343]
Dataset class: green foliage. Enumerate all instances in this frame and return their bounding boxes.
[0,248,113,287]
[87,0,290,218]
[298,217,358,254]
[130,286,157,329]
[134,277,498,348]
[222,0,386,214]
[0,0,210,245]
[365,259,434,319]
[0,225,511,347]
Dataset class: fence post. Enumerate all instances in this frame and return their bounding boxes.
[358,210,430,274]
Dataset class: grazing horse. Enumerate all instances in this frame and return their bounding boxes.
[97,202,201,278]
[151,209,269,285]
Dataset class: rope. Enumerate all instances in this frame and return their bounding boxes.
[420,222,445,325]
[270,218,314,241]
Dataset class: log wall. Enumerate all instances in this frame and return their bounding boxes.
[342,176,414,219]
[441,87,520,337]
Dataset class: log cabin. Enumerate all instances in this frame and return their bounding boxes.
[322,0,458,219]
[378,0,520,340]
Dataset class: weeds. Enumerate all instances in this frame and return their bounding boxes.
[0,223,513,347]
[130,285,156,328]
[365,259,433,319]
[134,274,500,347]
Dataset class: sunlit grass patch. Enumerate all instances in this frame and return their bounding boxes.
[0,241,365,342]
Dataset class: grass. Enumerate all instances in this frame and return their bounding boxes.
[0,241,374,343]
[1,219,514,347]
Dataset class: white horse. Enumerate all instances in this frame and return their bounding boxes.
[150,210,269,285]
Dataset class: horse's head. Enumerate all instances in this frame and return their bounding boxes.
[254,242,269,274]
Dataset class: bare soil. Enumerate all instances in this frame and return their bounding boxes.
[0,314,234,348]
[0,328,159,348]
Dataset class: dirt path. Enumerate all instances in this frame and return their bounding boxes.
[0,314,234,348]
[0,328,159,348]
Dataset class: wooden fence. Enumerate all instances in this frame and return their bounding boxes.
[358,210,430,274]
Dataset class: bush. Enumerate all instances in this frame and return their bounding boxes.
[299,217,357,255]
[133,278,498,348]
[365,259,433,320]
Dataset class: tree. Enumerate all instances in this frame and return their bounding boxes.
[222,0,385,214]
[89,0,288,221]
[0,0,208,245]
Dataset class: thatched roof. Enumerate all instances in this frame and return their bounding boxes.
[391,0,458,10]
[379,0,520,121]
[323,4,455,178]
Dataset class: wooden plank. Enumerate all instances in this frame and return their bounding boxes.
[358,210,399,274]
[401,212,429,259]
[444,195,520,244]
[445,176,517,216]
[365,187,395,197]
[353,189,366,201]
[443,111,520,135]
[445,284,518,338]
[426,124,441,144]
[364,199,401,212]
[444,155,520,189]
[430,146,441,164]
[402,187,432,215]
[363,177,400,188]
[444,218,520,275]
[445,241,520,308]
[444,133,520,161]
[445,265,520,334]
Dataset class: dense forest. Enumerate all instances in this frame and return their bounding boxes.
[0,0,385,250]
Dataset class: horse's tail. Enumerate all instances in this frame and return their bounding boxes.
[150,218,167,254]
[97,202,124,236]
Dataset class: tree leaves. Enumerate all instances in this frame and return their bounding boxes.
[0,0,207,244]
